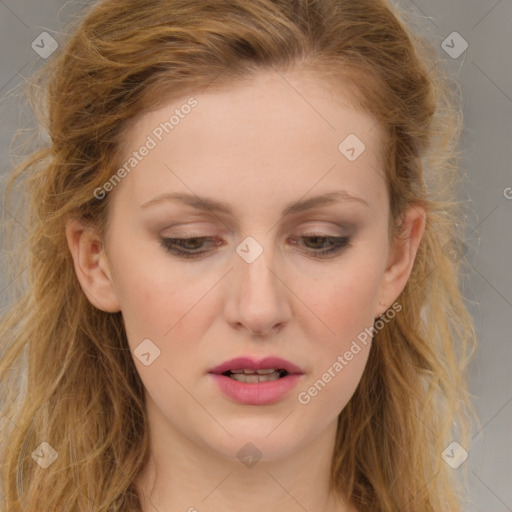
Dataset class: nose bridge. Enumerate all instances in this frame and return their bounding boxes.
[240,247,279,298]
[237,239,283,305]
[226,236,289,334]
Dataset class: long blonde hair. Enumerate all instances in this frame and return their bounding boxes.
[0,1,477,510]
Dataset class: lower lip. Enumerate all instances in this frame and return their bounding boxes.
[209,373,303,405]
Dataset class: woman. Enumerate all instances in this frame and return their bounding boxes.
[0,1,477,510]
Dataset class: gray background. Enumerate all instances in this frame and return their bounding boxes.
[0,1,511,510]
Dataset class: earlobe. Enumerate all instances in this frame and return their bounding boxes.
[65,218,121,313]
[375,205,426,317]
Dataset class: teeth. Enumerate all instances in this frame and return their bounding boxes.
[229,368,279,375]
[252,368,278,374]
[229,371,282,383]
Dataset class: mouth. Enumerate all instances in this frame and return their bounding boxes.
[209,356,304,379]
[221,368,290,383]
[208,356,304,405]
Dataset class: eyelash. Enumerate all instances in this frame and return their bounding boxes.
[158,233,352,259]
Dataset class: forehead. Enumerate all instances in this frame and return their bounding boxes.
[112,68,387,214]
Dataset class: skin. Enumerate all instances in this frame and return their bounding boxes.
[66,67,425,512]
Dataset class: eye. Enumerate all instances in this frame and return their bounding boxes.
[159,233,352,260]
[159,236,222,259]
[290,233,352,258]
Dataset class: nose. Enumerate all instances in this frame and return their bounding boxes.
[224,243,291,337]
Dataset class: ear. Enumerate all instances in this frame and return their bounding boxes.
[374,205,426,317]
[65,218,121,313]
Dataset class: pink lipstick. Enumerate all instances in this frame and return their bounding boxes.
[208,356,305,405]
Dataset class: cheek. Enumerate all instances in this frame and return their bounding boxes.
[296,345,370,428]
[294,274,378,417]
[291,256,382,404]
[297,256,383,343]
[116,270,208,341]
[106,234,197,341]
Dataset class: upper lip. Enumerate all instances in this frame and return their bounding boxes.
[209,356,304,375]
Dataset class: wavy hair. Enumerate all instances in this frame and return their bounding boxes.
[0,0,477,510]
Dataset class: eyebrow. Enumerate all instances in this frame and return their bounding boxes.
[140,190,369,216]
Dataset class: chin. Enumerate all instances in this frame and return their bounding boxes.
[201,428,302,464]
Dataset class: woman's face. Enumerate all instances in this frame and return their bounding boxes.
[69,68,423,463]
